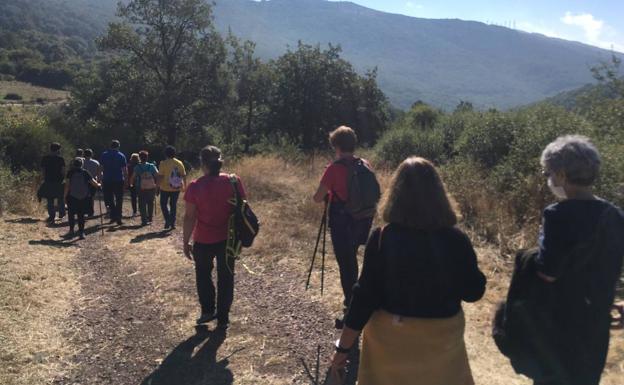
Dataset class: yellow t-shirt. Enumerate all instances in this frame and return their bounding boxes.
[158,158,187,192]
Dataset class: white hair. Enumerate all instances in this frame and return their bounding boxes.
[540,135,601,186]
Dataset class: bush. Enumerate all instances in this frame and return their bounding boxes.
[0,113,71,172]
[455,110,517,168]
[0,163,39,215]
[3,93,22,101]
[374,127,444,166]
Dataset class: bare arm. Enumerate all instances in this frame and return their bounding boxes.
[183,202,197,260]
[313,183,328,203]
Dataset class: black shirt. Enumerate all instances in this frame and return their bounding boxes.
[41,154,65,183]
[345,224,487,331]
[537,198,624,314]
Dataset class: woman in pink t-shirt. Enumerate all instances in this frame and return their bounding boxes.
[183,145,246,330]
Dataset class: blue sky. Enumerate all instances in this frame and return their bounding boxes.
[330,0,624,52]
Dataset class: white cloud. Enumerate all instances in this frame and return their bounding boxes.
[560,12,623,51]
[517,13,623,52]
[561,12,603,44]
[405,2,423,10]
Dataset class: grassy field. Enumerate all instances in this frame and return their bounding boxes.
[0,81,68,105]
[0,154,622,385]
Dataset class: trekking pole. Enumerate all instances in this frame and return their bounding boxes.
[98,188,104,236]
[320,200,328,295]
[305,200,328,291]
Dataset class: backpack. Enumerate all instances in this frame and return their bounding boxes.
[226,175,259,259]
[138,164,157,190]
[168,166,184,189]
[335,157,381,219]
[69,170,90,200]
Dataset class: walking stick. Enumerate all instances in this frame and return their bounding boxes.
[305,199,329,294]
[98,188,104,236]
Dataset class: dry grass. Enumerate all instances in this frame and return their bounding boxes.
[0,154,622,384]
[0,81,68,105]
[0,215,81,385]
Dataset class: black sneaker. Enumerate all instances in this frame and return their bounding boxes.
[335,317,344,330]
[164,223,171,230]
[78,232,86,240]
[63,231,75,239]
[196,312,218,325]
[116,219,123,226]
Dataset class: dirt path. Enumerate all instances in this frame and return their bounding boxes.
[40,199,344,385]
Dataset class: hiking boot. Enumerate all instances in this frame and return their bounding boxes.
[116,219,123,226]
[196,312,218,325]
[78,232,86,240]
[63,230,75,239]
[164,223,171,230]
[46,217,55,224]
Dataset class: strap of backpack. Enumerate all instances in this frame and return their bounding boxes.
[228,174,242,209]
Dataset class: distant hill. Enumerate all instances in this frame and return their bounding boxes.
[211,0,621,109]
[1,0,621,109]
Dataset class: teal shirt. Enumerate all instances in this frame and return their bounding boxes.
[133,162,159,189]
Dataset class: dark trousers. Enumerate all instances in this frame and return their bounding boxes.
[160,191,180,227]
[328,202,373,308]
[103,181,124,221]
[46,196,66,220]
[129,186,138,214]
[193,241,234,324]
[138,189,156,224]
[86,185,96,216]
[67,196,87,233]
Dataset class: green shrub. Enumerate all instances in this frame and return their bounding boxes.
[455,110,517,168]
[374,127,444,166]
[3,93,22,101]
[0,163,39,215]
[0,113,71,172]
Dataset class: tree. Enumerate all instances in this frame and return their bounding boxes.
[228,37,274,153]
[98,0,227,145]
[405,101,440,130]
[269,42,388,149]
[591,54,623,98]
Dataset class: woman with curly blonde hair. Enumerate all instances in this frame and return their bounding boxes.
[329,157,486,385]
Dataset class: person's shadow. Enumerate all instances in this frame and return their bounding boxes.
[141,328,234,385]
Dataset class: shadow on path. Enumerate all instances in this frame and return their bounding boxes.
[4,217,40,224]
[130,230,171,244]
[28,238,79,248]
[141,329,234,385]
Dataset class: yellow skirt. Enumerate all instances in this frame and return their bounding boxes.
[358,310,475,385]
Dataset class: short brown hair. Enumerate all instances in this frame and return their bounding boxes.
[329,126,357,153]
[139,150,149,162]
[380,157,457,230]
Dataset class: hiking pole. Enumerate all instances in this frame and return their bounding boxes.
[98,188,104,236]
[305,200,328,291]
[320,201,328,295]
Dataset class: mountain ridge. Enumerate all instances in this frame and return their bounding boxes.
[1,0,620,109]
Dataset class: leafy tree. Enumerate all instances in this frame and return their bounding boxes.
[269,42,388,149]
[98,0,228,145]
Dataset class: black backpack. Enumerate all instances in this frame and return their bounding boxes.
[228,175,259,249]
[335,157,381,219]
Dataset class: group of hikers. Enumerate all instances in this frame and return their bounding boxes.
[38,126,624,385]
[39,140,187,238]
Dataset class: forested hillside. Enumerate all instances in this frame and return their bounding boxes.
[0,0,115,88]
[1,0,621,108]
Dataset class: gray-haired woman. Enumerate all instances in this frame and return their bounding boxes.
[533,135,624,385]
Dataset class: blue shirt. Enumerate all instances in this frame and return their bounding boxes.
[100,149,127,182]
[133,162,159,189]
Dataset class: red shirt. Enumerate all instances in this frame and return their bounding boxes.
[184,173,246,244]
[320,157,371,202]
